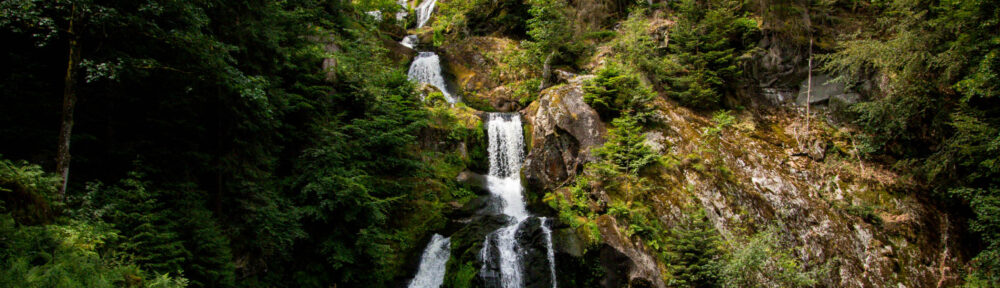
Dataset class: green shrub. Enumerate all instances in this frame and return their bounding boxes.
[593,115,659,176]
[583,65,656,122]
[0,157,59,224]
[722,226,819,287]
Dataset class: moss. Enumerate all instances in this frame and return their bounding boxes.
[443,261,478,288]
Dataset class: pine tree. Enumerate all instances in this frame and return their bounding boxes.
[91,172,189,276]
[665,208,723,288]
[594,115,658,176]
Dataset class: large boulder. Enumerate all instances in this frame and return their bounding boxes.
[382,36,417,66]
[522,76,607,191]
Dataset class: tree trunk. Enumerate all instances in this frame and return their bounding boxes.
[57,4,80,200]
[537,51,556,91]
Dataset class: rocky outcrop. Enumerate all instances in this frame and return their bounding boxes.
[795,73,859,106]
[440,37,536,112]
[647,100,966,288]
[746,34,809,91]
[522,76,607,191]
[595,215,666,288]
[382,36,417,66]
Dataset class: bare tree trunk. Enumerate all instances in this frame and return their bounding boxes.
[537,51,556,91]
[803,4,814,148]
[57,4,80,201]
[805,37,813,135]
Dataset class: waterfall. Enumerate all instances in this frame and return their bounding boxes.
[541,217,557,288]
[401,35,419,49]
[479,113,557,288]
[408,234,452,288]
[407,52,456,103]
[415,0,437,28]
[486,113,528,220]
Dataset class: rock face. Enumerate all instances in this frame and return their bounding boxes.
[795,73,859,106]
[522,77,607,191]
[649,101,966,288]
[596,216,666,288]
[440,37,535,112]
[746,34,809,91]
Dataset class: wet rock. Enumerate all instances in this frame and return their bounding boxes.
[382,36,417,66]
[477,217,557,288]
[522,78,607,191]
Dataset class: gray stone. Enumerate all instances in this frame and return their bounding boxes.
[521,77,608,191]
[796,73,847,106]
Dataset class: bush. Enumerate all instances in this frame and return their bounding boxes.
[722,227,819,287]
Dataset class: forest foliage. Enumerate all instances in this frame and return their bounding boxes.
[2,0,1000,287]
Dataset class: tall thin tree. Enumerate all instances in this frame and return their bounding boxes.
[57,3,81,200]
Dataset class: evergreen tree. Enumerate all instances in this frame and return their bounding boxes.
[665,209,723,288]
[667,0,758,109]
[92,173,188,277]
[583,64,656,122]
[593,115,658,176]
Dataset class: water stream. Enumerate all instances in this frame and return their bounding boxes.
[408,234,452,288]
[406,5,556,288]
[407,52,456,103]
[478,113,557,288]
[415,0,437,29]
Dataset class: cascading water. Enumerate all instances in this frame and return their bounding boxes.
[401,35,419,49]
[541,218,557,288]
[408,234,452,288]
[415,0,437,28]
[479,113,557,288]
[407,52,457,103]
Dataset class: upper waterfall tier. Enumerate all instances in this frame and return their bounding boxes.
[407,52,457,103]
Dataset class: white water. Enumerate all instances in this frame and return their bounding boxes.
[480,113,559,288]
[408,234,452,288]
[407,52,456,103]
[486,113,528,220]
[401,35,419,49]
[541,217,557,288]
[415,0,437,28]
